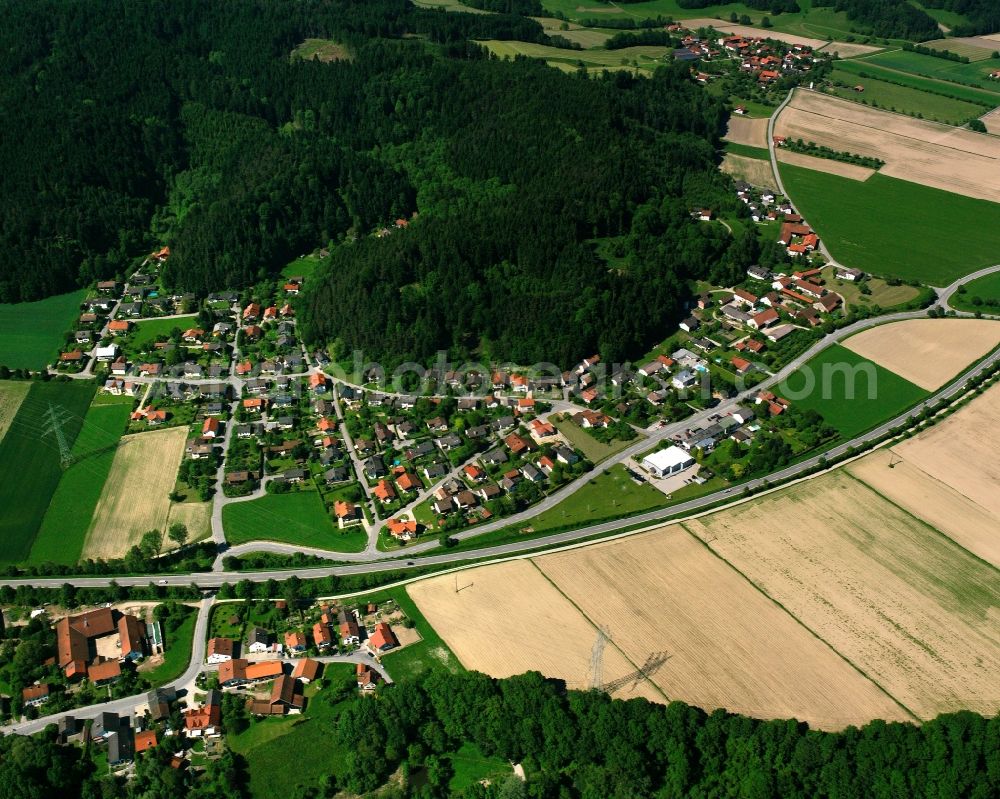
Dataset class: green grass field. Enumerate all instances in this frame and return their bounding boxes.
[0,290,86,370]
[861,49,1000,93]
[446,742,511,792]
[551,416,636,462]
[950,272,1000,313]
[222,489,367,551]
[481,39,671,71]
[531,464,667,532]
[141,606,198,685]
[778,164,1000,285]
[128,314,198,352]
[29,395,134,564]
[910,2,969,31]
[0,381,95,562]
[832,57,1000,108]
[777,344,927,439]
[821,266,921,310]
[724,141,772,160]
[827,68,985,124]
[230,665,356,798]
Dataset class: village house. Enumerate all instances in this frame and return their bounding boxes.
[206,637,234,664]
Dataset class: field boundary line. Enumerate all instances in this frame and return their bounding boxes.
[789,89,1000,154]
[840,467,1000,576]
[676,521,921,723]
[525,559,669,702]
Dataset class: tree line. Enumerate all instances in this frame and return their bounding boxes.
[5,668,996,798]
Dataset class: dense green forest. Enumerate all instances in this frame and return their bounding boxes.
[4,670,998,798]
[0,0,752,368]
[810,0,941,40]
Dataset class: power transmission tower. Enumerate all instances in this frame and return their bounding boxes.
[589,626,611,690]
[41,402,77,469]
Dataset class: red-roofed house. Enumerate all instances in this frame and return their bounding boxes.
[369,622,399,652]
[749,308,779,330]
[731,357,752,374]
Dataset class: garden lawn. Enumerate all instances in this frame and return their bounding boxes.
[0,290,86,369]
[0,381,95,562]
[551,416,635,462]
[827,68,985,125]
[779,164,1000,285]
[222,489,367,551]
[30,395,133,564]
[141,608,197,685]
[776,344,927,439]
[950,272,1000,313]
[231,665,356,798]
[356,587,463,677]
[127,314,198,352]
[531,465,667,533]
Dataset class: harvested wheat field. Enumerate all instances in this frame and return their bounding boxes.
[535,526,907,729]
[848,449,1000,568]
[842,318,1000,390]
[725,115,769,148]
[775,90,1000,202]
[407,559,662,702]
[83,426,188,559]
[0,381,30,443]
[890,381,1000,521]
[981,106,1000,135]
[682,20,826,49]
[686,471,1000,719]
[165,500,213,545]
[776,149,874,181]
[819,41,884,58]
[721,153,775,187]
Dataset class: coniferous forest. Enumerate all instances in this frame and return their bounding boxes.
[0,0,756,367]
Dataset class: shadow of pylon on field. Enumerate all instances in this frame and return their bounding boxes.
[602,650,671,694]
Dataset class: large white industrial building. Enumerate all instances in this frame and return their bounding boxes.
[642,445,695,478]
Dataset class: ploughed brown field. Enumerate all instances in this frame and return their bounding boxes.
[775,90,1000,202]
[724,115,769,148]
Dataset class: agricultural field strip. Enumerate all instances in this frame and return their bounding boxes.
[687,472,1000,720]
[843,53,1000,102]
[841,319,1000,391]
[0,382,30,442]
[847,450,1000,570]
[406,559,662,702]
[534,526,910,729]
[780,94,1000,160]
[82,426,189,560]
